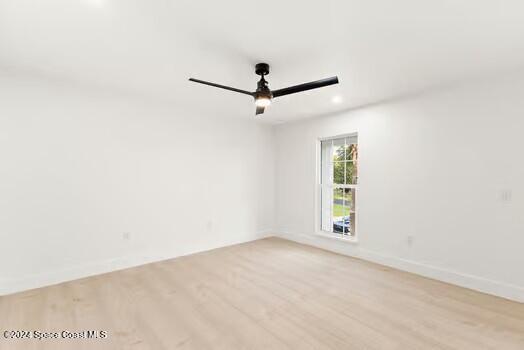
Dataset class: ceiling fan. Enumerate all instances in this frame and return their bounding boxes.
[189,63,339,115]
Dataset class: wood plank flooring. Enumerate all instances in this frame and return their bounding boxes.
[1,237,523,349]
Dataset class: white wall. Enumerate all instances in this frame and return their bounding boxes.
[274,73,524,302]
[3,69,524,303]
[0,73,275,295]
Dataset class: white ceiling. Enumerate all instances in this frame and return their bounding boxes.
[1,0,524,123]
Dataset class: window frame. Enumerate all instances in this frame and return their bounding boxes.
[315,132,359,243]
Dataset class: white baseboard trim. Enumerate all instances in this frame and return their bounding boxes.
[276,231,524,303]
[0,255,159,297]
[0,233,271,297]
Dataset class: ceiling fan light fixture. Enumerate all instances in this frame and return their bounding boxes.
[255,96,272,107]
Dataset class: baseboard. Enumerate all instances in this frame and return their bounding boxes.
[0,254,159,297]
[0,233,271,297]
[5,230,521,303]
[276,231,524,303]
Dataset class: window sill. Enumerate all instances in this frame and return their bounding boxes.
[315,231,359,244]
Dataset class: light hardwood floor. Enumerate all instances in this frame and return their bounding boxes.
[1,237,523,350]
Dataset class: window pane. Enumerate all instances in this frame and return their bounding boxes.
[333,188,343,217]
[343,188,355,212]
[345,161,357,184]
[332,138,345,161]
[351,188,357,212]
[331,189,356,236]
[349,212,356,236]
[334,162,344,184]
[333,188,349,234]
[345,143,358,161]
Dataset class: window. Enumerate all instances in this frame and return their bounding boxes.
[320,134,358,237]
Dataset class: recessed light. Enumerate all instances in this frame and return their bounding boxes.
[332,95,343,104]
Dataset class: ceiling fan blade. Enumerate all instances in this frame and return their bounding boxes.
[272,76,339,98]
[255,105,265,115]
[189,78,253,96]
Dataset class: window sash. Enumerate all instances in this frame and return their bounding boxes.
[319,135,358,236]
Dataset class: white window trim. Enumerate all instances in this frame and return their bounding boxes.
[314,133,359,243]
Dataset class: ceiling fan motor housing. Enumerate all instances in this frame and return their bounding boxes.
[254,63,272,101]
[255,63,270,76]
